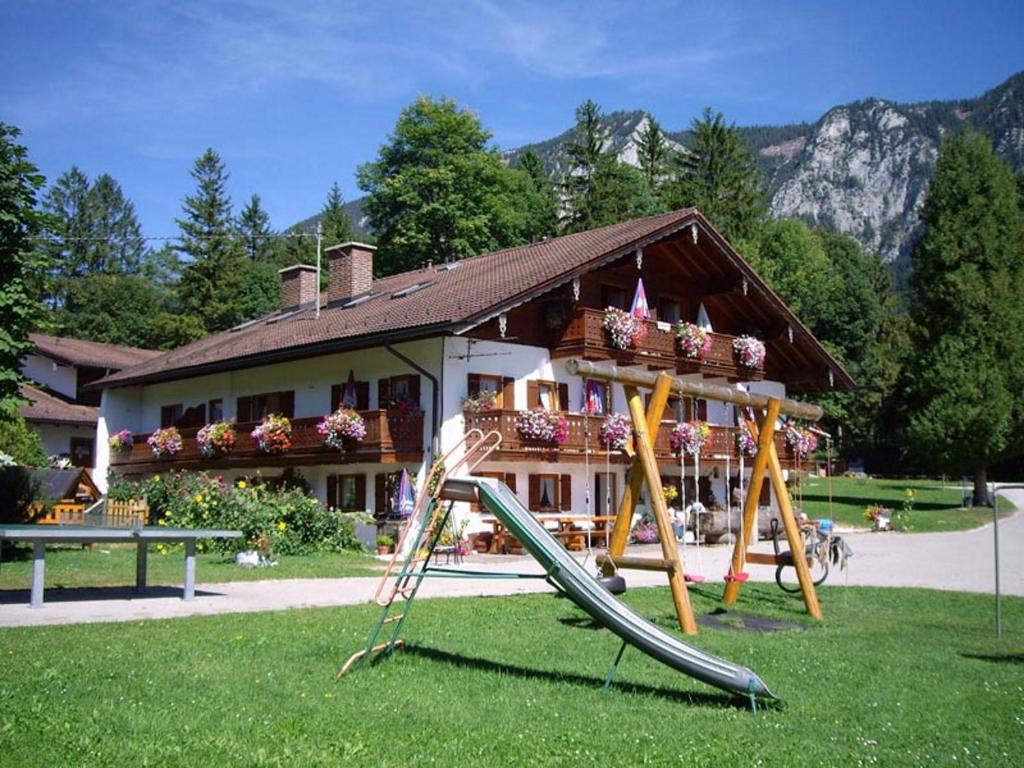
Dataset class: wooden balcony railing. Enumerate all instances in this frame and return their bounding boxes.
[549,307,765,380]
[463,409,792,465]
[110,410,424,472]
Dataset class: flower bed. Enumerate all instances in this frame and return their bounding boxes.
[598,413,631,450]
[108,429,134,453]
[515,408,570,445]
[669,420,710,456]
[602,307,647,350]
[316,408,367,451]
[251,414,292,454]
[674,322,712,360]
[196,421,236,458]
[147,427,182,458]
[733,335,766,368]
[786,426,818,458]
[462,390,497,413]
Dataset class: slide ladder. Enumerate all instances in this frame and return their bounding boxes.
[337,430,501,678]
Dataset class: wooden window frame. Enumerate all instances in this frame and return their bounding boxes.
[160,404,183,428]
[327,473,366,512]
[657,295,683,324]
[331,381,370,411]
[527,379,570,412]
[528,473,572,512]
[600,284,627,310]
[237,391,295,423]
[593,472,618,516]
[69,437,94,468]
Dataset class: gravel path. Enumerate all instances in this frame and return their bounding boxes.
[3,489,1020,628]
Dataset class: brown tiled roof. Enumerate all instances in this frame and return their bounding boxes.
[30,333,161,371]
[94,209,853,390]
[19,384,98,426]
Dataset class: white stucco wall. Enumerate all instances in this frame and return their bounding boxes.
[35,423,95,464]
[23,353,78,398]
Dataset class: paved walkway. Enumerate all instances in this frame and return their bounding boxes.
[2,490,1021,628]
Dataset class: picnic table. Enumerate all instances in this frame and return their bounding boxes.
[481,515,616,554]
[0,525,242,608]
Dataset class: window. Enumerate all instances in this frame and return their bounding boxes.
[528,473,571,512]
[658,298,682,324]
[160,404,183,428]
[467,373,513,409]
[470,472,517,512]
[331,381,369,411]
[666,396,708,422]
[601,284,626,310]
[236,391,295,422]
[379,374,420,410]
[70,437,94,468]
[208,399,224,423]
[327,474,366,511]
[583,379,610,415]
[594,473,617,516]
[528,379,569,411]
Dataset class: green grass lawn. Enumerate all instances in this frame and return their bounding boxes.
[1,584,1021,766]
[796,475,1014,532]
[0,545,384,591]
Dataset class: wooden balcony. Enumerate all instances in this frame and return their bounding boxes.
[464,410,793,466]
[549,307,765,381]
[110,410,424,474]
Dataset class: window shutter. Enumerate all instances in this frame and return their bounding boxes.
[684,397,693,422]
[558,383,570,412]
[504,473,517,494]
[236,397,253,423]
[354,475,366,511]
[378,378,391,408]
[501,377,515,410]
[697,398,708,421]
[409,376,421,409]
[355,382,370,410]
[330,385,342,412]
[526,381,539,409]
[467,373,481,397]
[375,473,386,514]
[528,475,540,511]
[559,475,572,512]
[279,391,295,418]
[759,478,771,507]
[326,475,338,509]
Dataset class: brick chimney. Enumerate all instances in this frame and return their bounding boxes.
[278,264,319,310]
[326,242,375,303]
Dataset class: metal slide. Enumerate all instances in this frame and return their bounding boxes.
[448,478,776,700]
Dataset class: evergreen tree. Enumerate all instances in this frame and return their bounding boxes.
[237,193,274,262]
[358,96,537,274]
[561,99,610,232]
[0,123,51,419]
[636,114,671,198]
[319,182,356,248]
[176,149,276,332]
[86,174,144,273]
[900,132,1024,503]
[665,107,766,241]
[511,149,559,239]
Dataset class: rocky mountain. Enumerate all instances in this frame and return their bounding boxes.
[509,71,1024,266]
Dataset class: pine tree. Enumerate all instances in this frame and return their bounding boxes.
[636,114,671,198]
[561,99,610,233]
[900,132,1024,503]
[0,123,51,419]
[513,149,559,239]
[665,107,766,241]
[237,193,274,262]
[87,174,144,273]
[319,182,356,248]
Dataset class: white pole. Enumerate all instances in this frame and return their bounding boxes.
[315,222,323,319]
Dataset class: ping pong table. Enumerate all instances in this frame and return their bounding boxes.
[0,525,242,608]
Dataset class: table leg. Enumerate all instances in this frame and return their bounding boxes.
[30,541,45,609]
[183,540,196,601]
[135,541,148,593]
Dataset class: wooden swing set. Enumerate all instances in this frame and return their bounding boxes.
[567,359,824,635]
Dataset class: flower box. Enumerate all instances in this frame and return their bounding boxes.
[602,307,647,350]
[786,427,818,458]
[675,322,712,360]
[196,420,236,458]
[316,408,367,451]
[108,429,134,453]
[598,413,631,450]
[147,427,182,458]
[251,414,292,454]
[733,335,766,368]
[462,390,497,413]
[515,409,570,445]
[669,420,710,456]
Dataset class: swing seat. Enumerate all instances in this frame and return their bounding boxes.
[684,573,706,584]
[724,572,750,583]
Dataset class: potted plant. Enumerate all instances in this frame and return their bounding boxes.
[108,429,134,453]
[316,408,367,451]
[598,413,631,450]
[251,414,292,454]
[515,408,570,445]
[196,420,237,457]
[675,322,712,360]
[786,427,818,458]
[146,426,182,458]
[670,420,710,456]
[602,307,646,350]
[462,390,498,413]
[733,335,766,368]
[376,534,395,555]
[736,422,758,457]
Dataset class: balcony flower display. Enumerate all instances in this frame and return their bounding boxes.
[251,414,292,454]
[316,408,367,451]
[462,390,497,413]
[786,426,818,458]
[602,307,646,350]
[147,426,182,458]
[736,423,758,457]
[386,395,421,416]
[196,420,237,458]
[733,335,766,368]
[670,420,710,456]
[598,413,631,450]
[516,408,570,445]
[108,429,134,453]
[674,322,712,360]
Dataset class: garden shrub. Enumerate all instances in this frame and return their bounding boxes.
[108,471,362,555]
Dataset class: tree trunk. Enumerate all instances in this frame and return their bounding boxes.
[973,466,990,507]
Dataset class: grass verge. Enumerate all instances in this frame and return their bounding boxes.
[1,583,1021,766]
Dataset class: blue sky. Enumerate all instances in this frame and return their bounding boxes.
[2,0,1022,238]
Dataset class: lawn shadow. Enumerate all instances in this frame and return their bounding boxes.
[801,494,952,512]
[401,643,746,709]
[960,651,1024,665]
[0,585,222,604]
